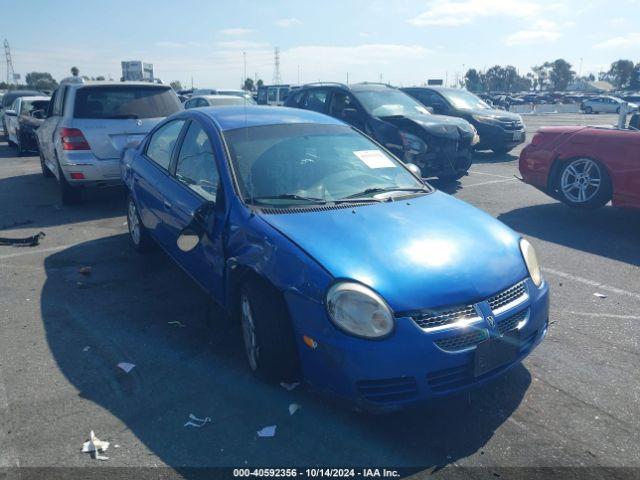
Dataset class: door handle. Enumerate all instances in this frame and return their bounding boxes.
[163,200,172,210]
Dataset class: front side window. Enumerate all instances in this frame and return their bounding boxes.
[267,88,277,102]
[224,123,427,207]
[74,86,181,119]
[146,120,186,169]
[21,100,50,115]
[354,89,429,117]
[175,122,219,202]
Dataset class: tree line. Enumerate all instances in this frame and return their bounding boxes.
[464,58,640,93]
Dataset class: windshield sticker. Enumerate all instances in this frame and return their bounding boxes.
[353,150,396,169]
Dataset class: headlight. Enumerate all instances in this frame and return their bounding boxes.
[326,282,394,338]
[472,114,500,124]
[399,131,427,155]
[520,238,543,288]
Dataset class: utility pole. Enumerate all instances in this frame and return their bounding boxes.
[379,73,383,83]
[346,72,349,84]
[297,64,300,84]
[4,39,15,87]
[243,51,247,83]
[272,47,281,84]
[579,57,583,77]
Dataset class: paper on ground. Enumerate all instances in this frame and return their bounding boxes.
[184,413,211,428]
[289,403,301,415]
[82,430,110,460]
[593,292,607,298]
[257,425,277,437]
[117,362,136,373]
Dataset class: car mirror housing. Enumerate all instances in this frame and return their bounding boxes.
[177,229,201,252]
[405,163,422,179]
[176,200,216,252]
[4,109,17,117]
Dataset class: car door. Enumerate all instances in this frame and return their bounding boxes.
[162,119,226,299]
[133,119,187,244]
[38,86,65,165]
[300,88,330,114]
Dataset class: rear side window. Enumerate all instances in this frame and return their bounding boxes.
[175,122,219,202]
[74,86,181,119]
[145,120,186,169]
[301,89,329,112]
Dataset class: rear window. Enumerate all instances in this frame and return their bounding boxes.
[73,86,181,119]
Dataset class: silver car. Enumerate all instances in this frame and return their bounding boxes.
[37,78,182,204]
[581,96,639,114]
[183,94,256,109]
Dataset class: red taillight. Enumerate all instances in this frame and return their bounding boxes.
[69,172,86,179]
[60,128,90,150]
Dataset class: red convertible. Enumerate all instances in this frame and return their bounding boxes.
[519,116,640,210]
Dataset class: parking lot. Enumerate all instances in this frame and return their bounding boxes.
[0,112,638,476]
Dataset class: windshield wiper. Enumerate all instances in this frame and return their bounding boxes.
[249,194,327,204]
[341,186,429,200]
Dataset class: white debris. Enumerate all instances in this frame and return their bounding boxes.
[167,321,186,328]
[279,382,300,391]
[593,292,607,298]
[82,430,110,460]
[257,425,277,437]
[83,346,90,352]
[288,403,301,416]
[183,413,211,428]
[117,362,136,373]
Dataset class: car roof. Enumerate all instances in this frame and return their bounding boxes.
[20,96,50,102]
[195,105,344,131]
[65,81,170,90]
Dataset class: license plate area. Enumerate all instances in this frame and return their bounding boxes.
[512,132,524,141]
[474,331,520,377]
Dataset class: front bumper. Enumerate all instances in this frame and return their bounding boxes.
[58,149,123,186]
[288,278,549,412]
[475,122,526,150]
[406,147,473,178]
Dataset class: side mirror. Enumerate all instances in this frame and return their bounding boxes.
[31,109,46,119]
[405,163,422,178]
[4,109,17,117]
[341,107,364,127]
[176,201,215,252]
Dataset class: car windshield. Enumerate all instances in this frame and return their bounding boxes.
[354,89,430,117]
[73,86,181,119]
[441,89,491,110]
[224,123,427,207]
[21,99,50,114]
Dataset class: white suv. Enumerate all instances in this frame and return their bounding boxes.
[37,78,182,204]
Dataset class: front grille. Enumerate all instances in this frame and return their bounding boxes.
[259,202,377,215]
[434,329,489,352]
[497,309,528,335]
[488,280,527,314]
[410,304,479,330]
[355,376,418,403]
[502,121,524,131]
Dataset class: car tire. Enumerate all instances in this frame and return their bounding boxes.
[239,279,299,382]
[15,130,23,155]
[38,145,54,178]
[556,158,612,210]
[584,106,593,114]
[616,107,620,114]
[127,195,154,253]
[57,158,82,205]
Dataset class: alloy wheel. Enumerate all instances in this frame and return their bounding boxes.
[560,158,602,203]
[240,294,259,371]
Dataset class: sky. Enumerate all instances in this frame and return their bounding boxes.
[1,0,639,88]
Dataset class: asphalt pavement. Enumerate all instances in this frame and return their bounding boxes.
[0,113,638,478]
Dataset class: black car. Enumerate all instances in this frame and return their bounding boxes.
[401,87,526,154]
[1,90,41,134]
[285,83,478,180]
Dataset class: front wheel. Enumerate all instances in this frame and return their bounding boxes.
[239,280,299,382]
[584,106,593,114]
[15,131,24,155]
[557,158,611,210]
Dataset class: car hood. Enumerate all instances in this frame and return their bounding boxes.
[462,108,522,122]
[380,113,475,141]
[260,191,528,313]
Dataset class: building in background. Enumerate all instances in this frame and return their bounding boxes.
[121,61,154,82]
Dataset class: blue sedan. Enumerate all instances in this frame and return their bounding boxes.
[121,106,549,411]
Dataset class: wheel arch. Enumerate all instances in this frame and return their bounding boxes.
[547,154,613,196]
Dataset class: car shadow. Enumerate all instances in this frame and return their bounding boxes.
[0,172,124,231]
[498,203,640,266]
[472,150,519,164]
[40,235,531,474]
